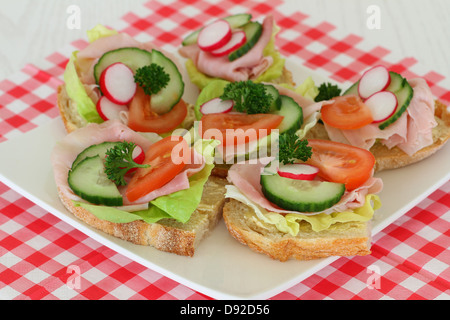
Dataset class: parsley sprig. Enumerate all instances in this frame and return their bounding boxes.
[314,82,342,102]
[278,131,312,164]
[104,142,150,186]
[220,80,273,114]
[134,64,170,95]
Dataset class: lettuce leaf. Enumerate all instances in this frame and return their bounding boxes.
[225,185,381,235]
[63,51,103,124]
[72,139,219,225]
[86,24,118,43]
[185,23,285,90]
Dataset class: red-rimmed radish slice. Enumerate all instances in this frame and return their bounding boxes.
[364,91,398,123]
[200,98,234,115]
[132,145,145,164]
[197,19,232,52]
[96,96,129,121]
[99,62,137,105]
[277,164,319,181]
[210,31,246,57]
[358,65,391,99]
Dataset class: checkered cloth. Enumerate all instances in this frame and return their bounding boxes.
[1,0,449,300]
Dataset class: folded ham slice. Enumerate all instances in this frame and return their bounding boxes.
[51,121,205,211]
[324,78,437,156]
[179,15,275,82]
[227,158,383,216]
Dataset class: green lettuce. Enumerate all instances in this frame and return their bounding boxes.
[73,139,219,225]
[86,24,118,42]
[63,51,103,124]
[225,185,381,235]
[185,23,286,90]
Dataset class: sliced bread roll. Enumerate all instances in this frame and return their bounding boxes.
[305,100,450,172]
[223,199,372,261]
[58,175,228,257]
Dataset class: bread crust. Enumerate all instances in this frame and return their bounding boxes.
[223,199,371,261]
[305,100,450,172]
[58,176,228,257]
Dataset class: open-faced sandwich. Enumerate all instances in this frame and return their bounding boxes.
[57,25,195,135]
[178,13,294,90]
[189,78,320,177]
[304,65,450,171]
[51,120,226,256]
[223,135,383,261]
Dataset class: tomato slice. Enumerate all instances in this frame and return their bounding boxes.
[321,95,373,130]
[125,135,189,202]
[200,113,283,146]
[128,87,187,134]
[305,139,375,191]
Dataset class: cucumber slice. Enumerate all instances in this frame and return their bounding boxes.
[378,80,413,129]
[385,71,406,93]
[94,47,152,84]
[342,71,413,130]
[68,156,123,206]
[264,84,281,112]
[72,141,121,169]
[261,172,345,212]
[182,13,252,46]
[150,49,185,114]
[270,95,303,134]
[228,21,262,61]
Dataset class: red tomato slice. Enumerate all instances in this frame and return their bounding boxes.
[321,95,373,130]
[125,135,189,202]
[128,87,187,134]
[306,139,375,191]
[200,113,284,146]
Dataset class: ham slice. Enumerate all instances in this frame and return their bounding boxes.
[325,78,437,156]
[51,121,205,210]
[179,15,275,82]
[226,158,383,216]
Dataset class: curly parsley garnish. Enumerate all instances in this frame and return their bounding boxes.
[104,142,150,186]
[134,64,170,95]
[278,131,312,164]
[220,80,273,114]
[314,82,342,102]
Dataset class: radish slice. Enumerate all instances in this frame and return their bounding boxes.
[99,62,137,105]
[210,31,246,57]
[96,96,128,121]
[364,91,398,123]
[277,164,319,181]
[200,98,234,115]
[197,19,232,52]
[132,145,145,164]
[358,65,391,99]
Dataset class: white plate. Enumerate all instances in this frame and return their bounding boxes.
[0,60,449,300]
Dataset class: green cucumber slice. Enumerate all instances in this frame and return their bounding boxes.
[271,95,303,134]
[342,71,413,130]
[182,13,253,46]
[264,84,281,112]
[68,156,123,206]
[260,173,345,212]
[93,47,152,84]
[228,21,262,61]
[150,49,185,114]
[378,80,413,129]
[72,141,121,169]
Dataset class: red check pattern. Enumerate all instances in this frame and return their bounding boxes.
[1,0,449,300]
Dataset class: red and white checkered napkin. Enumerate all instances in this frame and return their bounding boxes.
[1,0,449,300]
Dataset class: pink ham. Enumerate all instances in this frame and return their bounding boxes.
[179,15,275,82]
[324,78,437,156]
[51,121,205,210]
[227,158,383,216]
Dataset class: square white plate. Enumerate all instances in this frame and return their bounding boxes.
[0,60,449,300]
